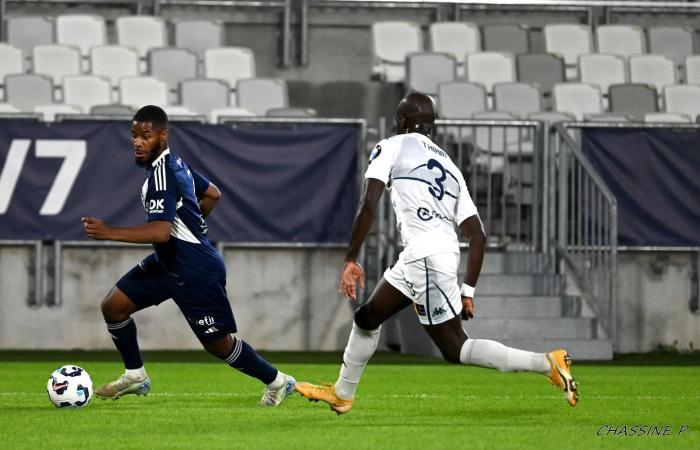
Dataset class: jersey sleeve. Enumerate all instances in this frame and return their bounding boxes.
[191,169,211,199]
[146,164,177,223]
[364,138,396,184]
[455,177,478,225]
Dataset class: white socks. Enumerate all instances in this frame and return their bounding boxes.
[268,370,286,389]
[459,339,551,374]
[334,322,381,400]
[125,366,147,380]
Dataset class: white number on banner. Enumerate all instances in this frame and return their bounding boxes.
[0,139,87,215]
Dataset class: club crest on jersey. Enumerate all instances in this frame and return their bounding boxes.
[368,145,382,164]
[148,199,165,214]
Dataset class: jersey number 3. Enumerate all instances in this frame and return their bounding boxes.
[427,159,446,200]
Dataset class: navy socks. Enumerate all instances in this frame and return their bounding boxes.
[224,338,278,385]
[106,318,143,370]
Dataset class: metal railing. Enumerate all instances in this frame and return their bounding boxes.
[552,122,617,344]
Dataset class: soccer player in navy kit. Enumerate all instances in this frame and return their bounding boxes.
[82,105,295,405]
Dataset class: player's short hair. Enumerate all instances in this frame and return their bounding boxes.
[133,105,168,129]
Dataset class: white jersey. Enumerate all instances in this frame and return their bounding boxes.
[365,132,478,263]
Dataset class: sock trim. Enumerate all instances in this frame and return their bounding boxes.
[106,318,133,330]
[224,338,244,365]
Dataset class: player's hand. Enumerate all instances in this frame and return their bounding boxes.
[339,260,365,300]
[82,217,112,240]
[460,296,474,321]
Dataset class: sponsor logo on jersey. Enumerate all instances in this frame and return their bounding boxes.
[368,144,382,164]
[148,199,165,214]
[417,207,450,222]
[415,304,427,316]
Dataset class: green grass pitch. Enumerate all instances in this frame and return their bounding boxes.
[1,351,698,449]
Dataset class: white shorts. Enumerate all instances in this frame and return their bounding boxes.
[383,252,462,325]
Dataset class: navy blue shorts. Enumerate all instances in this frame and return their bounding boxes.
[116,255,237,343]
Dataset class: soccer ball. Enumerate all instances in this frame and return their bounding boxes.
[46,365,93,408]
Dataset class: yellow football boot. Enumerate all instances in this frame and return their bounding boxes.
[295,382,353,415]
[546,349,579,407]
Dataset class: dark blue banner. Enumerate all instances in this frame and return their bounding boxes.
[582,128,700,246]
[0,120,359,243]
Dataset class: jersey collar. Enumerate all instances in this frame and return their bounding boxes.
[151,148,171,167]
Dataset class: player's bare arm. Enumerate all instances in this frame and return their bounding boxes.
[82,217,172,243]
[339,178,385,300]
[198,183,221,218]
[458,214,486,320]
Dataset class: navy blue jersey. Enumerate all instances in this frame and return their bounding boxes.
[141,149,224,285]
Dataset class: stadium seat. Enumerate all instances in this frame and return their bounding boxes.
[584,113,632,122]
[33,104,81,122]
[116,16,167,59]
[0,103,21,113]
[471,110,521,173]
[0,44,24,99]
[429,22,480,74]
[465,52,516,93]
[90,46,140,87]
[664,85,700,121]
[163,106,200,117]
[55,15,106,56]
[629,55,676,100]
[236,78,288,115]
[596,25,645,58]
[149,47,198,95]
[648,26,694,70]
[643,112,692,123]
[90,104,136,116]
[685,56,700,85]
[528,111,575,124]
[482,24,530,54]
[493,82,542,118]
[209,107,254,124]
[579,54,626,96]
[516,53,565,97]
[608,83,657,120]
[63,75,112,113]
[437,81,487,119]
[405,52,456,96]
[543,24,592,79]
[173,19,224,60]
[5,74,54,111]
[266,107,319,117]
[119,76,168,109]
[552,83,603,121]
[180,78,229,115]
[32,45,81,85]
[6,16,54,58]
[204,47,256,91]
[371,21,422,83]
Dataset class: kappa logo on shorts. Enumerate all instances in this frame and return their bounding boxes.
[433,307,446,317]
[415,304,427,316]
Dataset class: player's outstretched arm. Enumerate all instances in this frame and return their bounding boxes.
[82,217,172,244]
[458,214,486,319]
[339,178,385,300]
[199,183,221,218]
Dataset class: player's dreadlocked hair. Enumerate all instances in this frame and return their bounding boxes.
[133,105,169,129]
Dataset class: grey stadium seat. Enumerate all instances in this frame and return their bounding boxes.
[236,78,288,115]
[173,19,224,60]
[516,53,565,97]
[266,107,318,118]
[180,79,230,115]
[608,84,657,121]
[5,74,54,111]
[90,104,137,116]
[149,47,198,93]
[493,82,542,118]
[482,24,530,54]
[648,26,694,69]
[437,81,487,119]
[405,52,457,96]
[7,16,54,58]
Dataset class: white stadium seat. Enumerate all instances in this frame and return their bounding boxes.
[629,55,676,101]
[236,78,288,116]
[371,21,423,83]
[119,76,168,109]
[0,44,24,95]
[204,47,256,89]
[209,107,254,124]
[553,83,603,121]
[663,85,700,121]
[644,112,692,123]
[56,15,106,56]
[465,52,516,94]
[173,18,224,60]
[63,75,111,113]
[429,22,480,74]
[32,45,81,85]
[90,46,140,87]
[596,24,645,58]
[116,16,167,59]
[5,74,54,111]
[543,24,592,79]
[34,104,81,121]
[493,82,542,118]
[579,54,627,95]
[684,56,700,85]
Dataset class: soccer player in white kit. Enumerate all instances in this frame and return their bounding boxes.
[295,93,578,412]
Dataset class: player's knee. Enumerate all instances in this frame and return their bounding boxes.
[101,287,136,322]
[203,335,234,359]
[354,305,380,331]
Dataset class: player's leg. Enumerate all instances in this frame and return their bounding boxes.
[175,277,294,406]
[97,255,171,399]
[296,276,412,413]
